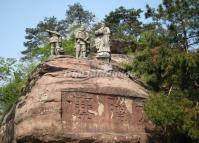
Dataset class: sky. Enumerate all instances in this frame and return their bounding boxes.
[0,0,161,59]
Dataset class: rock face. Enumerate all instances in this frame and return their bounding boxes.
[110,40,132,54]
[0,56,152,143]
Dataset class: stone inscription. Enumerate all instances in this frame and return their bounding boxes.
[62,92,98,121]
[133,103,144,125]
[61,91,145,132]
[108,96,129,123]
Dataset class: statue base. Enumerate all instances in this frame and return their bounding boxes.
[96,52,111,63]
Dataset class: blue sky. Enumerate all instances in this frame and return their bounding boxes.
[0,0,161,59]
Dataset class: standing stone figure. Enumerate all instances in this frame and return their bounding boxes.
[95,23,111,59]
[46,29,64,55]
[75,26,89,59]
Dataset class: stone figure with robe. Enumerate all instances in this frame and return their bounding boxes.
[95,23,111,58]
[75,26,90,59]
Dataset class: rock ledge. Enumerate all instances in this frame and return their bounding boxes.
[0,56,152,143]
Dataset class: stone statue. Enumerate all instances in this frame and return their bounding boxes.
[95,23,111,60]
[46,29,64,55]
[75,26,90,59]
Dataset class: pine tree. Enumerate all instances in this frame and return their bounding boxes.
[146,0,199,52]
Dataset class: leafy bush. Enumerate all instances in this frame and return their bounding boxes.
[0,61,36,122]
[62,38,75,56]
[130,36,199,142]
[0,73,25,119]
[145,90,198,142]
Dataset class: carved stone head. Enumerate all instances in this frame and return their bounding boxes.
[101,23,105,27]
[80,25,85,31]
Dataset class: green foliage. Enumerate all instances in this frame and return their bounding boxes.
[133,45,174,90]
[145,92,184,129]
[0,58,37,121]
[146,0,199,52]
[0,57,16,81]
[183,104,199,140]
[104,6,142,42]
[30,44,51,61]
[132,38,199,142]
[129,2,199,141]
[62,38,75,56]
[144,91,198,142]
[132,41,199,142]
[0,73,25,117]
[138,25,166,50]
[133,40,199,91]
[66,3,95,25]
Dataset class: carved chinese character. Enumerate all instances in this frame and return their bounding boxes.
[108,97,128,122]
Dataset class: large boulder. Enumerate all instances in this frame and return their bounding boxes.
[0,56,153,143]
[110,40,133,54]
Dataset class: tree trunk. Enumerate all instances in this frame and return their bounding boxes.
[183,29,189,53]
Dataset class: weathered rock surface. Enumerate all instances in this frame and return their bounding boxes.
[110,40,133,54]
[0,56,153,143]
